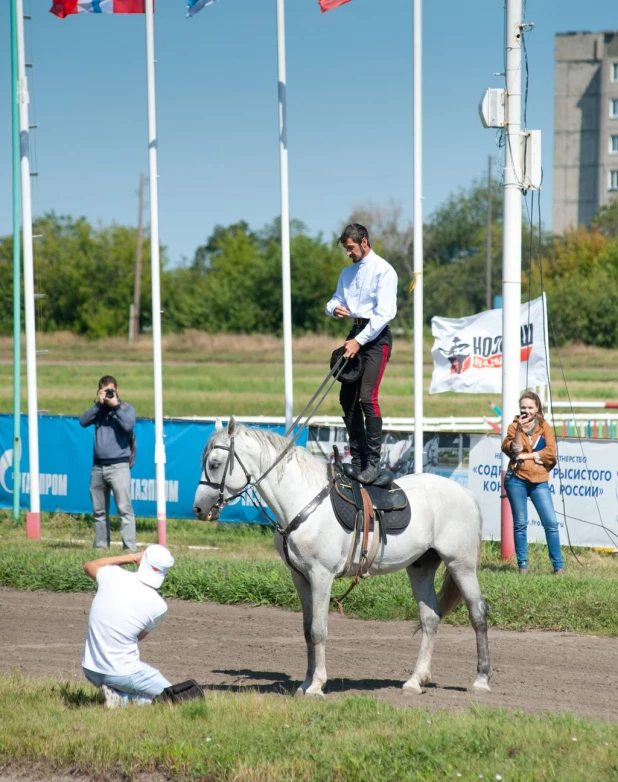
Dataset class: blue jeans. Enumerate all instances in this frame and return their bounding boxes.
[83,663,171,706]
[504,472,564,571]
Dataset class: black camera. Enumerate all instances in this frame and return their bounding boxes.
[105,389,115,399]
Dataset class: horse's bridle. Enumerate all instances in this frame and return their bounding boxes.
[199,437,254,516]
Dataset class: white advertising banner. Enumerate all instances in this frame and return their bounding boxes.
[430,296,549,394]
[469,435,618,549]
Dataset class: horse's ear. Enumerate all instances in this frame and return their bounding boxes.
[215,417,223,431]
[227,416,237,437]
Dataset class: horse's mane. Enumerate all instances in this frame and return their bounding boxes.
[202,424,328,485]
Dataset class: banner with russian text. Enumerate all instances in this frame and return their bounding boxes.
[469,435,618,549]
[0,415,306,524]
[429,296,549,394]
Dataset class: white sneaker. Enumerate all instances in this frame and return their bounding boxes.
[100,684,123,709]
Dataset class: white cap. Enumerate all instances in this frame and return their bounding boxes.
[137,544,174,589]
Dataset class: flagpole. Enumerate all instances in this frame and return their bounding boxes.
[15,0,40,538]
[413,0,424,474]
[145,0,167,545]
[276,0,294,432]
[10,0,22,523]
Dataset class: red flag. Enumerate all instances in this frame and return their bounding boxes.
[50,1,146,18]
[318,0,352,12]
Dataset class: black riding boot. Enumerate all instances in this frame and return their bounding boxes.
[356,417,383,484]
[342,412,367,477]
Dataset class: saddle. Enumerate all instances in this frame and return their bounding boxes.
[331,445,410,529]
[329,447,412,581]
[331,474,411,533]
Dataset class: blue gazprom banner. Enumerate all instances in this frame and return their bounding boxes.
[0,415,306,523]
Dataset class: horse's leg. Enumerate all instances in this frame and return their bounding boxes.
[293,567,334,698]
[403,556,442,694]
[446,564,492,693]
[290,570,316,696]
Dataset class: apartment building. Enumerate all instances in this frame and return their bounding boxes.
[553,31,618,234]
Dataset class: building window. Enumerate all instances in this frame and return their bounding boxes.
[611,99,618,119]
[609,171,618,191]
[612,63,618,83]
[611,136,618,155]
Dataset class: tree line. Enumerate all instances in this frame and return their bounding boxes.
[1,177,618,346]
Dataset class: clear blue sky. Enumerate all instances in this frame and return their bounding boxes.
[0,0,616,266]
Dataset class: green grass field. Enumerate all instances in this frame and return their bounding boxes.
[1,332,618,418]
[2,512,618,634]
[2,673,617,781]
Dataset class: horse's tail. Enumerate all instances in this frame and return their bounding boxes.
[437,494,483,619]
[437,570,462,619]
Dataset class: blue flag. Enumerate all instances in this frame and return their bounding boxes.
[186,0,217,17]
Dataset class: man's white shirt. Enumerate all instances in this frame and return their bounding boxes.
[325,250,398,345]
[82,565,167,675]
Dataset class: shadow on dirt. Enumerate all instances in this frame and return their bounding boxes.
[207,668,468,695]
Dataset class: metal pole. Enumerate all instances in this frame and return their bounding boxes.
[10,0,22,523]
[500,0,523,560]
[130,173,145,344]
[276,0,294,432]
[145,0,167,545]
[541,292,550,412]
[16,0,40,538]
[486,155,492,310]
[413,0,424,474]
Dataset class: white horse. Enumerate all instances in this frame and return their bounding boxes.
[193,419,491,698]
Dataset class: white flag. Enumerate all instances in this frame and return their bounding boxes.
[429,296,549,394]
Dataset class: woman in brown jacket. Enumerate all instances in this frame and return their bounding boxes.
[501,391,564,575]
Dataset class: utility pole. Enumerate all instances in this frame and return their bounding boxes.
[130,174,145,344]
[479,0,541,561]
[486,155,492,310]
[499,0,524,560]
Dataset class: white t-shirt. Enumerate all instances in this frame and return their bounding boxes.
[82,565,168,675]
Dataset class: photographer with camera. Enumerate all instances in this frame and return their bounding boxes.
[501,391,564,575]
[80,376,137,551]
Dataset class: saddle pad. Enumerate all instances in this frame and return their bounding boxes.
[330,486,411,534]
[334,476,409,512]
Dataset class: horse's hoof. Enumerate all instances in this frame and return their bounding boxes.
[295,686,306,698]
[304,688,325,698]
[472,678,491,693]
[402,679,423,695]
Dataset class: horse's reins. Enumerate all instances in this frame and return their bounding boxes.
[198,355,349,577]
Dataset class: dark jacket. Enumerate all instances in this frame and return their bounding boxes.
[80,402,136,466]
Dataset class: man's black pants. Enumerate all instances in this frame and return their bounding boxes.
[340,326,392,469]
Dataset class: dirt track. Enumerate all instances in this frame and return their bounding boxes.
[1,587,617,721]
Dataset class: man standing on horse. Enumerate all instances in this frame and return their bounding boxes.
[325,223,398,484]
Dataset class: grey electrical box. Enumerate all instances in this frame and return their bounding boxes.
[478,88,505,128]
[522,130,542,190]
